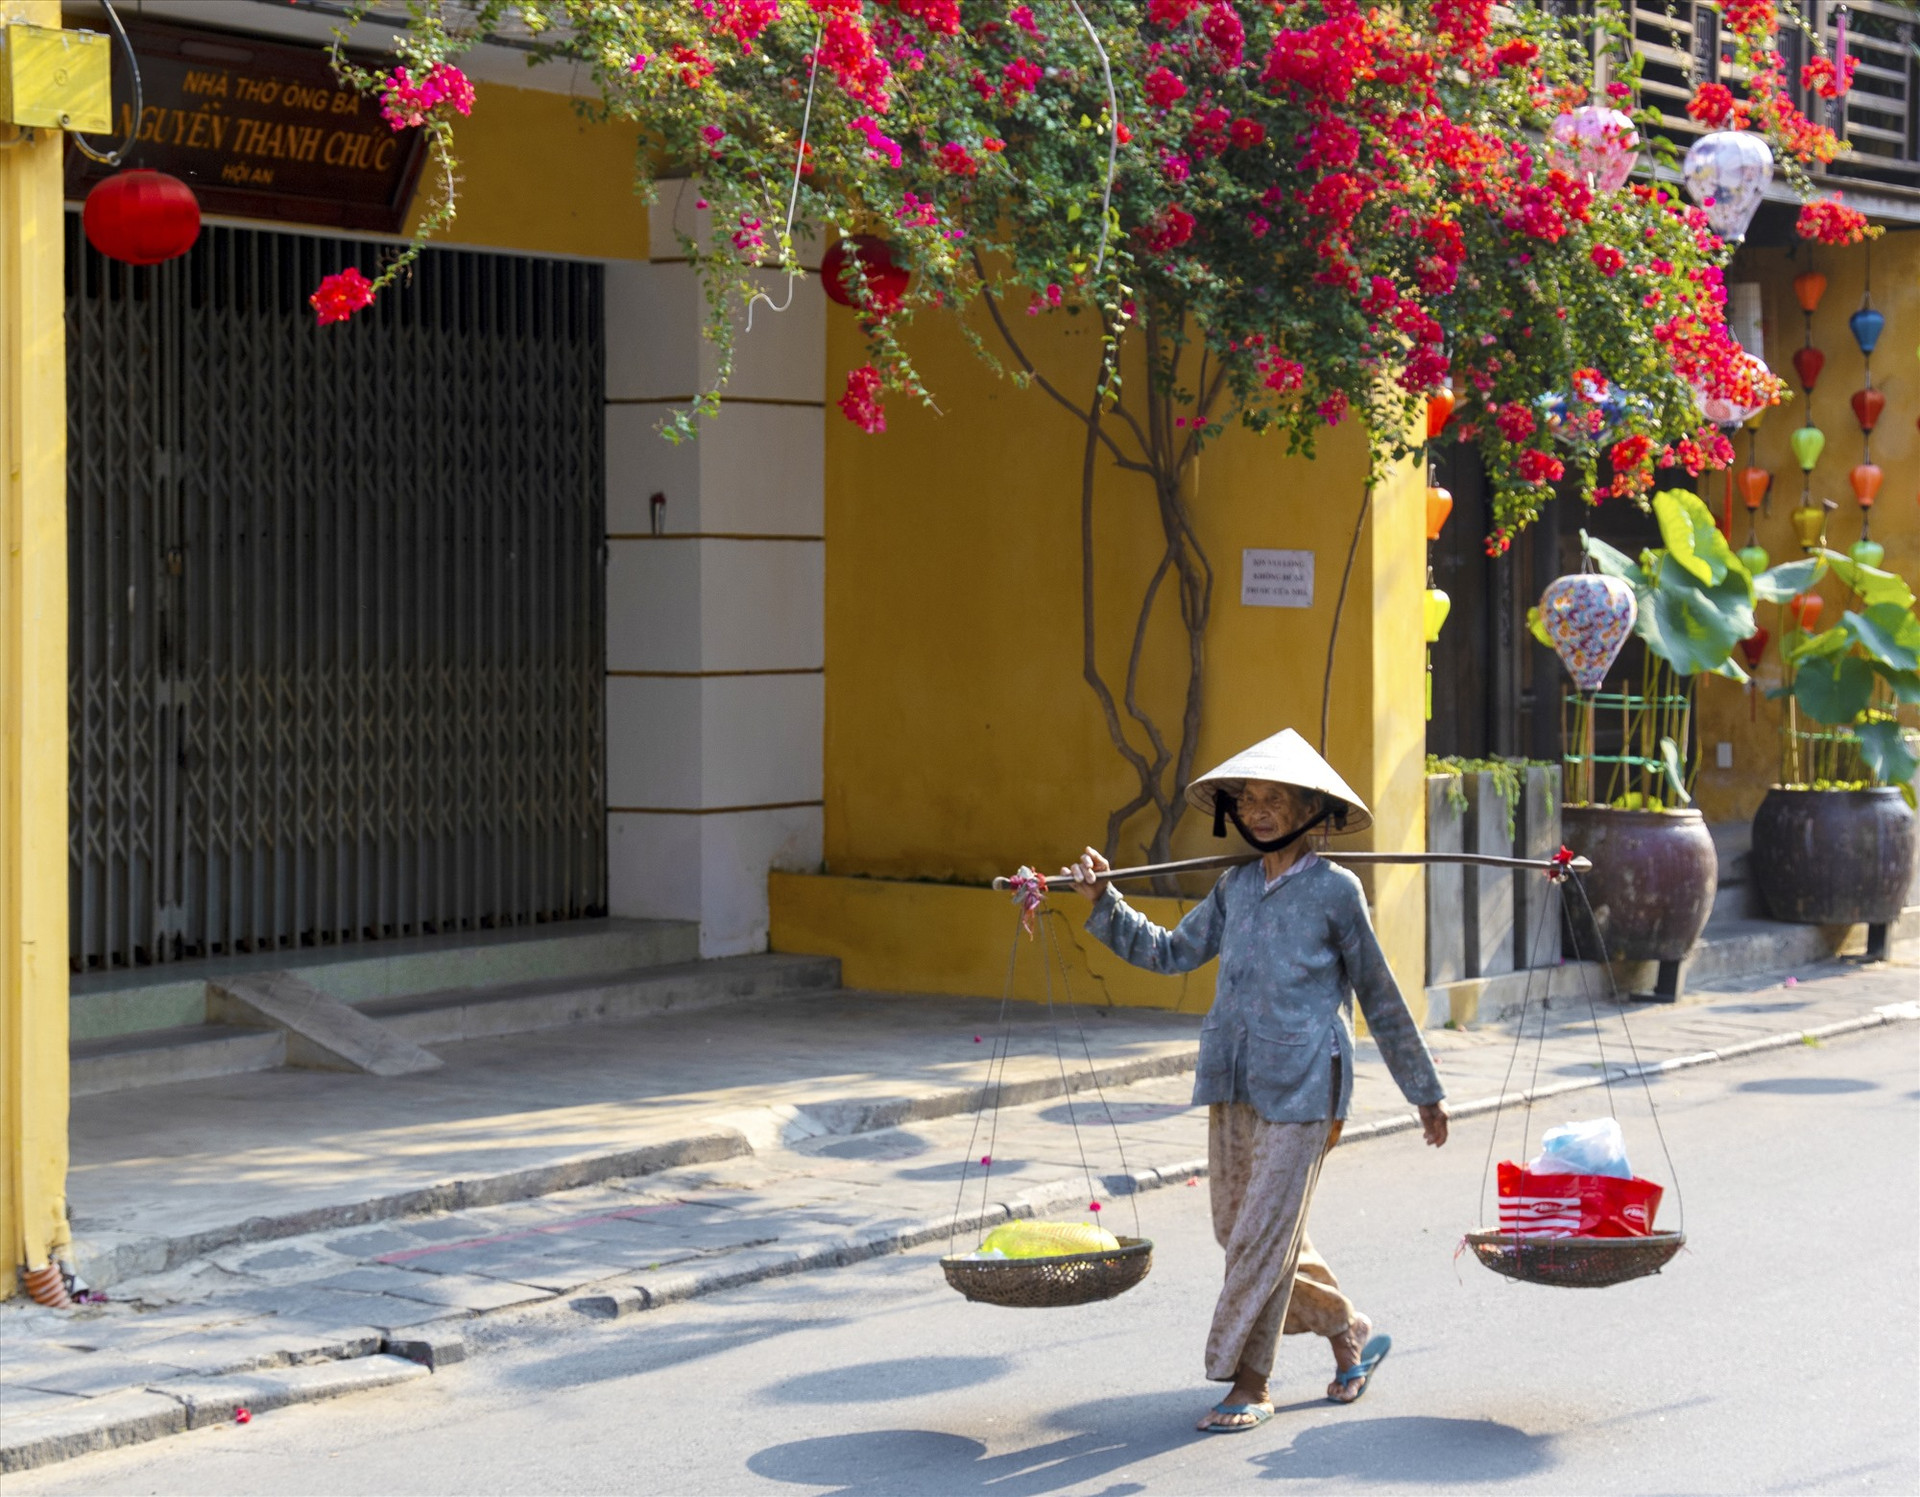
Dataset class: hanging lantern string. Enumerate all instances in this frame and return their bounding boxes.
[69,0,143,167]
[1064,0,1119,278]
[744,25,824,333]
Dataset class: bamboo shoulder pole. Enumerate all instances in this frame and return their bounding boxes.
[990,848,1589,891]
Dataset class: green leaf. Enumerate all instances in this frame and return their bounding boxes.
[1869,662,1920,704]
[1658,736,1692,805]
[1638,548,1756,675]
[1785,624,1849,663]
[1854,720,1920,788]
[1816,549,1915,610]
[1526,605,1552,650]
[1653,488,1733,586]
[1066,203,1082,222]
[1792,653,1875,726]
[1581,530,1647,590]
[1842,603,1920,672]
[1753,557,1825,604]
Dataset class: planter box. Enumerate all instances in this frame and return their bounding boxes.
[1512,765,1562,969]
[1463,773,1516,978]
[1426,776,1466,986]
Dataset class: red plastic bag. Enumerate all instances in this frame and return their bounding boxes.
[1497,1162,1663,1238]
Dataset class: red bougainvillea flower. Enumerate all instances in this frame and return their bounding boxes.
[1144,204,1196,253]
[1610,433,1652,471]
[1495,403,1537,443]
[1200,1,1246,71]
[1491,38,1538,69]
[1589,243,1624,275]
[1001,56,1043,100]
[838,365,887,433]
[1148,0,1201,24]
[1485,527,1512,557]
[1685,81,1743,129]
[310,267,375,326]
[1800,55,1856,100]
[935,142,978,176]
[1796,196,1875,246]
[1517,448,1564,484]
[1144,66,1188,109]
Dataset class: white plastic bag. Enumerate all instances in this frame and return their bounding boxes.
[1525,1117,1633,1180]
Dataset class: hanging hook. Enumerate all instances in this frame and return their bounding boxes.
[744,27,825,334]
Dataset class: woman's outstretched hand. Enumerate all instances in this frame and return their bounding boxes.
[1419,1101,1449,1148]
[1061,846,1110,902]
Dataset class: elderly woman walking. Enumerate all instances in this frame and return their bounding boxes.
[1066,729,1449,1434]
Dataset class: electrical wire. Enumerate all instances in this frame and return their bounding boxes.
[69,0,142,168]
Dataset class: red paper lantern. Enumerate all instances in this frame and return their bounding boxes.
[820,234,908,315]
[1790,345,1825,392]
[83,170,201,266]
[1850,387,1885,432]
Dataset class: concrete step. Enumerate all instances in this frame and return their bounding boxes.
[70,918,700,1043]
[359,953,843,1046]
[71,1025,286,1098]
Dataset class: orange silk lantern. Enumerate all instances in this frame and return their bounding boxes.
[1850,463,1883,505]
[1792,271,1826,313]
[1850,387,1885,432]
[1739,467,1771,510]
[1787,592,1824,631]
[1426,390,1456,442]
[1425,485,1454,541]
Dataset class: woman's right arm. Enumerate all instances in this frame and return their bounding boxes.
[1083,873,1227,974]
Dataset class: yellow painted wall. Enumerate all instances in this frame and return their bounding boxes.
[774,295,1431,1017]
[1693,233,1919,823]
[2,0,75,1298]
[412,82,648,261]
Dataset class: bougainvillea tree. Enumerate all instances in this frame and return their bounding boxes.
[320,0,1855,864]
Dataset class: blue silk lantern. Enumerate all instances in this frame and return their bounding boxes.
[1849,306,1885,355]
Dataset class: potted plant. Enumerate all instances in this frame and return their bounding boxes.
[1540,489,1799,996]
[1752,548,1920,955]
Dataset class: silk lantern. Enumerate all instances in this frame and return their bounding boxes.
[821,235,909,314]
[1850,539,1886,567]
[1426,390,1456,441]
[1738,629,1769,669]
[1792,271,1827,313]
[1791,346,1825,392]
[1850,463,1883,505]
[1739,467,1772,510]
[1539,574,1638,693]
[82,171,201,266]
[1786,592,1824,631]
[1682,131,1773,242]
[1425,485,1454,542]
[1737,544,1770,575]
[1547,106,1640,193]
[1848,306,1885,355]
[1850,388,1885,431]
[1789,425,1826,471]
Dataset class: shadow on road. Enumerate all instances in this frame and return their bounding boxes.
[761,1355,1014,1404]
[1248,1414,1556,1483]
[1734,1076,1879,1094]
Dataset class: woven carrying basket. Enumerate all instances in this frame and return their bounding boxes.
[1465,1229,1684,1288]
[941,1236,1153,1308]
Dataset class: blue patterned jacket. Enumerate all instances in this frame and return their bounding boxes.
[1085,858,1444,1122]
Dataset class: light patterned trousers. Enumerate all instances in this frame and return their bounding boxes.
[1204,1100,1357,1383]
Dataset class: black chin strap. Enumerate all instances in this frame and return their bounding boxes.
[1211,790,1345,853]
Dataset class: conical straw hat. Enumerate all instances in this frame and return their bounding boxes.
[1183,728,1373,835]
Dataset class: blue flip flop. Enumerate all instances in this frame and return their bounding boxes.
[1201,1401,1276,1434]
[1329,1333,1391,1404]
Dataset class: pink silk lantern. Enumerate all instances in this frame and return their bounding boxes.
[1539,574,1638,693]
[1547,106,1640,193]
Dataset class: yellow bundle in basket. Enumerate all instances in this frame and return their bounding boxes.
[979,1220,1120,1259]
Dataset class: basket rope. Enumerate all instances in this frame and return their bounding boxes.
[1473,869,1687,1248]
[947,902,1144,1254]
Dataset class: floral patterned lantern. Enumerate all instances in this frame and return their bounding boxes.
[1547,106,1640,193]
[1694,351,1772,427]
[1682,131,1773,243]
[1539,574,1637,693]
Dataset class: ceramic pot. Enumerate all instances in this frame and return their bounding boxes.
[1751,787,1917,925]
[1560,805,1717,962]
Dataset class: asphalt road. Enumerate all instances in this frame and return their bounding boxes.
[15,1023,1918,1496]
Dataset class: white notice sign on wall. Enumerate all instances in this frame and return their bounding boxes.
[1241,549,1315,608]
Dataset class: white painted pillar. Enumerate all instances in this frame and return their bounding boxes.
[603,181,826,957]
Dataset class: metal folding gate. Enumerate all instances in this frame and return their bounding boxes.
[66,218,607,971]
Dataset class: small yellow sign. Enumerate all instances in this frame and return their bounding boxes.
[0,23,111,135]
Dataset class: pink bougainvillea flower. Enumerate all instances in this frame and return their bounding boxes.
[379,62,475,130]
[1800,55,1855,99]
[1589,243,1625,275]
[838,365,887,433]
[628,53,649,74]
[850,114,903,169]
[1001,56,1043,100]
[310,267,375,326]
[1200,1,1246,71]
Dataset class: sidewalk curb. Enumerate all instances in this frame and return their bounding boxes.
[9,1002,1912,1476]
[71,1050,1202,1290]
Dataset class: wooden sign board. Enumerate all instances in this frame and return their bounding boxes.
[65,18,426,233]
